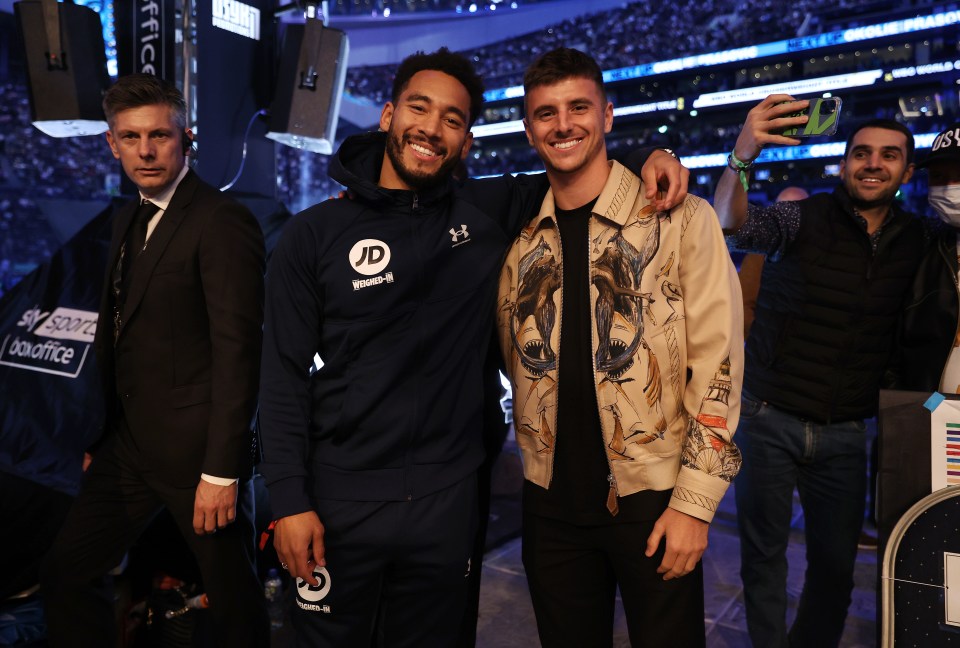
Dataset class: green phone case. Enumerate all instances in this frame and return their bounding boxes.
[782,98,842,137]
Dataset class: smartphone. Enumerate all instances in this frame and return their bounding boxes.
[781,97,842,137]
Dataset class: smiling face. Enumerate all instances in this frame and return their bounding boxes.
[105,103,190,198]
[840,126,914,210]
[523,76,613,192]
[378,70,474,191]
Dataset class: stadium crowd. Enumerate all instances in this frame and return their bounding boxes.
[0,0,947,296]
[343,0,864,104]
[328,0,550,16]
[0,84,114,297]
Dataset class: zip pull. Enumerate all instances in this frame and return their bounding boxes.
[606,473,619,516]
[412,193,419,210]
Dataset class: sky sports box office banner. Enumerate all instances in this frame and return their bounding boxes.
[0,207,114,496]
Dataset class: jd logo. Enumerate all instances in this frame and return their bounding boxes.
[296,566,332,602]
[349,239,391,276]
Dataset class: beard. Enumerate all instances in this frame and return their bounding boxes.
[843,172,903,212]
[845,183,899,212]
[384,130,462,191]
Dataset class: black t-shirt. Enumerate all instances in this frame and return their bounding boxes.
[523,198,669,524]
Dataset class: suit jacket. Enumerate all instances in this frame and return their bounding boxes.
[93,170,265,487]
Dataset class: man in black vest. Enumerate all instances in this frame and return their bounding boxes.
[713,94,924,648]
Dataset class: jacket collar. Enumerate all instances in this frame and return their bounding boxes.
[529,160,640,229]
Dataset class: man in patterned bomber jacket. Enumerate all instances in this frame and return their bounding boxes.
[496,47,744,647]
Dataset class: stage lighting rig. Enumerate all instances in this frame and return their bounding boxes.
[14,0,110,137]
[265,1,349,155]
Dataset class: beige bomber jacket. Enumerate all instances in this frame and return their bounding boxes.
[496,161,744,523]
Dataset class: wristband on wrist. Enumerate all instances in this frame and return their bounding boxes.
[727,150,756,192]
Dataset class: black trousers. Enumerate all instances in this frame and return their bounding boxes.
[40,424,269,648]
[292,473,478,648]
[522,512,706,648]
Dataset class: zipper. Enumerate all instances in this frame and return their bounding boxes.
[606,472,620,516]
[584,214,620,516]
[832,226,875,422]
[547,219,562,489]
[405,191,422,499]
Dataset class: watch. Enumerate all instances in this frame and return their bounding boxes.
[659,148,679,160]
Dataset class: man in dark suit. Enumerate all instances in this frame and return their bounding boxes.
[40,74,269,647]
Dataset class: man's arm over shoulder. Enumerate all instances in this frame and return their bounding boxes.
[459,147,688,236]
[672,196,745,524]
[197,197,265,479]
[258,212,326,519]
[458,172,550,237]
[617,148,690,211]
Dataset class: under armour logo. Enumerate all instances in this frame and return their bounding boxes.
[449,225,470,246]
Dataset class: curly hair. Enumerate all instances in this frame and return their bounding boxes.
[391,47,485,127]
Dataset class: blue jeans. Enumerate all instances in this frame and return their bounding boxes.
[734,394,867,648]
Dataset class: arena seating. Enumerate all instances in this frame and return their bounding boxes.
[0,0,949,295]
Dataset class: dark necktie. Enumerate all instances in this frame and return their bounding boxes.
[126,199,160,267]
[113,200,160,339]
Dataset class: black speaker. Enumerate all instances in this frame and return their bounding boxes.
[14,0,109,137]
[266,20,349,155]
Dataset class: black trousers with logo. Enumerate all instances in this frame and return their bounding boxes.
[290,473,478,648]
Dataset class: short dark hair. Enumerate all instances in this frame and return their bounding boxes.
[523,47,606,111]
[102,73,186,130]
[391,47,485,127]
[844,119,915,164]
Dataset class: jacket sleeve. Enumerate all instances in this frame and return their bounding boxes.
[669,196,745,523]
[197,199,265,479]
[728,201,802,258]
[257,215,323,519]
